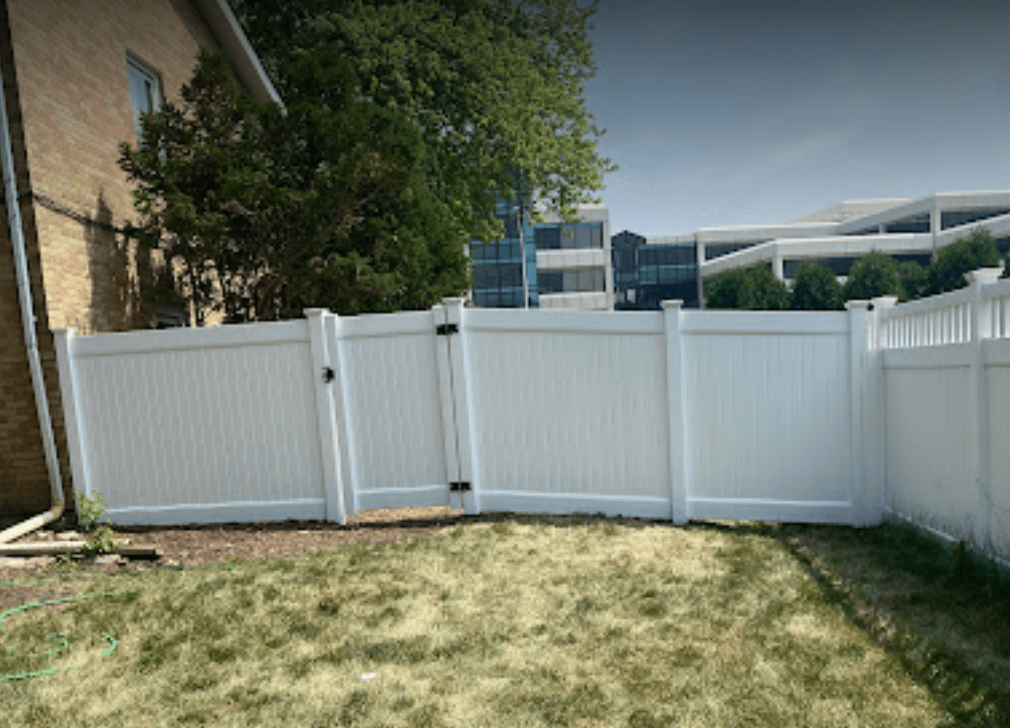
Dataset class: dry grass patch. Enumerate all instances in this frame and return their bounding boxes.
[1,518,958,726]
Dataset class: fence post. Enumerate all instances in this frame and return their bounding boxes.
[662,300,689,525]
[442,297,480,514]
[305,309,346,525]
[53,328,91,500]
[966,268,1002,551]
[323,312,358,517]
[845,301,874,525]
[869,296,897,520]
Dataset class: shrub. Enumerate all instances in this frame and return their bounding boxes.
[705,264,790,310]
[842,251,902,301]
[791,261,843,310]
[924,228,1001,296]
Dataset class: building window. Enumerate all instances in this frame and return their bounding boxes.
[127,53,162,142]
[534,222,604,250]
[538,268,605,294]
[155,306,186,328]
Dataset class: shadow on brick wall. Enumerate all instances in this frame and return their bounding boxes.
[85,192,156,332]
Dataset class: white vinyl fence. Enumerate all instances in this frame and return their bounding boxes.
[53,298,880,530]
[51,269,1010,561]
[876,268,1010,561]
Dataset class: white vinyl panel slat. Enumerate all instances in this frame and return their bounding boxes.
[107,355,142,508]
[343,333,445,496]
[247,346,273,502]
[885,367,973,539]
[137,352,165,507]
[79,358,111,504]
[267,346,292,502]
[986,365,1010,559]
[210,348,231,504]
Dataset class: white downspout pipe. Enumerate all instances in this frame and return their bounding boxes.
[0,60,65,544]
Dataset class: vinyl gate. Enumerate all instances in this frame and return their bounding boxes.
[327,301,478,516]
[54,301,480,526]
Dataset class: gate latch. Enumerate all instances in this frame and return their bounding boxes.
[449,481,471,492]
[322,366,335,383]
[436,323,458,336]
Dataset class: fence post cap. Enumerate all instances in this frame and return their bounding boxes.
[660,299,683,310]
[52,327,76,336]
[303,308,329,317]
[963,267,1004,285]
[844,300,871,310]
[441,297,467,307]
[870,295,898,309]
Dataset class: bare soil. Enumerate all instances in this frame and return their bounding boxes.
[0,507,670,608]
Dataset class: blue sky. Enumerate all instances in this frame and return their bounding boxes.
[583,0,1010,237]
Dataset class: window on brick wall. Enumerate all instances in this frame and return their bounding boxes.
[155,306,187,329]
[127,53,162,142]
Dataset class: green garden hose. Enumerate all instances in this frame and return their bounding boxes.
[0,589,129,682]
[1,565,235,682]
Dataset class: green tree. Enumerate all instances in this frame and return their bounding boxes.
[738,264,791,310]
[703,268,748,309]
[790,260,843,310]
[229,0,615,241]
[897,260,927,301]
[841,251,903,302]
[704,264,790,310]
[923,228,1001,296]
[120,50,468,323]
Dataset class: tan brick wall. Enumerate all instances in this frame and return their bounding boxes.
[0,243,51,516]
[1,0,228,516]
[8,0,222,333]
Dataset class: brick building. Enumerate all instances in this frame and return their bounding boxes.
[0,0,278,517]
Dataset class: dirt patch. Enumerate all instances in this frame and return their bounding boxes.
[0,507,673,592]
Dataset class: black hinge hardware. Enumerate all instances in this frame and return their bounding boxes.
[322,366,335,383]
[449,481,471,492]
[436,323,459,336]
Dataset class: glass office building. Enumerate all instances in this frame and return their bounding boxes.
[535,221,606,296]
[612,231,699,309]
[471,203,612,310]
[470,199,538,308]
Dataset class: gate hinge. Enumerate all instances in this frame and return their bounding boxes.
[322,366,335,383]
[436,323,459,336]
[449,481,471,492]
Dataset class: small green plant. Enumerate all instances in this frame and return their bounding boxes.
[74,490,120,556]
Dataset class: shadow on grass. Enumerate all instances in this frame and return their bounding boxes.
[773,521,1010,728]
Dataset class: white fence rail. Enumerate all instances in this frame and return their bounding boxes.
[51,267,1010,561]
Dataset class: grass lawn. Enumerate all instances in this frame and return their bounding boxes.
[2,515,1009,727]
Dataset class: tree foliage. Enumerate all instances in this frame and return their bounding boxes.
[790,261,843,310]
[229,0,614,241]
[923,228,1001,296]
[120,50,468,323]
[897,260,927,302]
[705,264,790,310]
[841,251,903,302]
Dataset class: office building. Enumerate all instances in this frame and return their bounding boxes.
[615,190,1010,309]
[471,202,613,310]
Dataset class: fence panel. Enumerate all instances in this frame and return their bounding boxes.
[464,309,672,519]
[884,353,976,541]
[985,342,1010,558]
[681,311,856,523]
[336,310,451,512]
[56,322,326,525]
